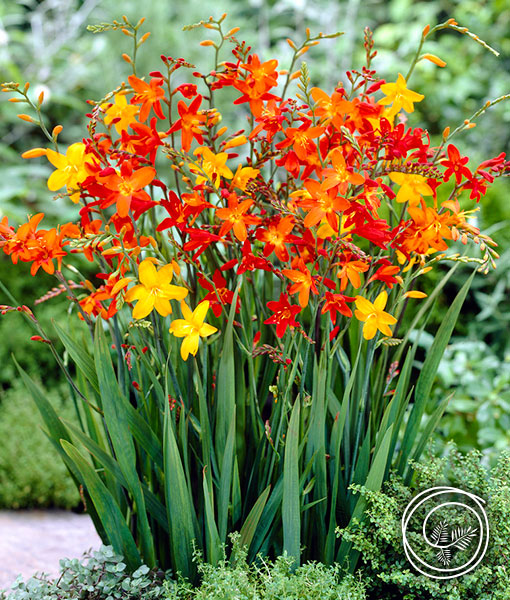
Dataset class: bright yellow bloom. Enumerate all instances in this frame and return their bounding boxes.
[46,143,88,202]
[102,93,139,134]
[389,172,433,206]
[169,300,218,360]
[354,291,397,340]
[124,259,188,320]
[192,147,233,186]
[378,73,424,117]
[231,164,260,191]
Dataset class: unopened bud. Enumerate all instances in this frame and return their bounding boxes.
[421,53,446,67]
[17,114,34,123]
[21,147,47,159]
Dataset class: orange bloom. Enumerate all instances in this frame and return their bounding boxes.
[256,215,295,262]
[234,54,280,116]
[168,94,207,151]
[298,179,350,231]
[276,123,324,161]
[335,254,370,291]
[0,213,77,275]
[282,258,318,308]
[322,148,365,193]
[310,87,353,129]
[101,163,156,218]
[216,193,261,241]
[128,75,166,122]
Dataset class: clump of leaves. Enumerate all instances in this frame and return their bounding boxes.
[2,546,166,600]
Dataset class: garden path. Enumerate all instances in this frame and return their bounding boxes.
[0,510,101,591]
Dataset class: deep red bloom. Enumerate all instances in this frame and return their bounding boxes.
[321,292,354,324]
[441,144,472,184]
[199,269,239,317]
[264,293,301,338]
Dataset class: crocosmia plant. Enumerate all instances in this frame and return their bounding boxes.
[1,14,508,579]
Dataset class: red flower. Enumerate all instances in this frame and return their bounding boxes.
[441,144,472,184]
[321,292,354,324]
[256,215,296,262]
[264,293,301,338]
[237,241,272,275]
[199,269,239,317]
[368,260,402,289]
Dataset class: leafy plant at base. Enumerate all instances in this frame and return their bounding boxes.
[0,13,508,580]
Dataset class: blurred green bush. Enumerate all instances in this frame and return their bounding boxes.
[0,380,78,508]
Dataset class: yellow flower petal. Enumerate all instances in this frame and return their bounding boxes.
[132,293,155,319]
[373,291,388,311]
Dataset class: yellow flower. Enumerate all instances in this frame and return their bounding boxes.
[101,93,139,134]
[169,300,218,361]
[191,147,233,186]
[378,73,424,117]
[231,164,260,191]
[389,172,433,206]
[46,142,88,202]
[354,291,397,340]
[124,259,188,320]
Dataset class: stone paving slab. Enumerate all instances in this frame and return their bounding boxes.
[0,510,102,592]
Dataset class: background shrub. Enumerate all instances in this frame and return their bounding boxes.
[0,380,78,509]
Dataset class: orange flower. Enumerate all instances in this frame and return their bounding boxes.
[128,75,166,122]
[0,213,76,275]
[256,215,295,262]
[216,193,261,241]
[310,87,353,128]
[234,54,280,116]
[282,258,318,308]
[322,148,365,193]
[335,254,370,291]
[298,179,350,231]
[101,163,156,218]
[276,123,324,161]
[168,94,207,151]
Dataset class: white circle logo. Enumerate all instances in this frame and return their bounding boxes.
[402,486,489,579]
